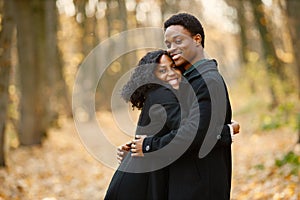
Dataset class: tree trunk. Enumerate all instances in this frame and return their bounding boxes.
[160,0,180,15]
[44,0,58,125]
[14,0,47,145]
[73,0,100,116]
[45,0,72,118]
[250,0,282,108]
[118,0,128,31]
[285,0,300,143]
[234,0,257,93]
[0,0,15,166]
[236,0,248,64]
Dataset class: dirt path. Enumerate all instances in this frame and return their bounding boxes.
[0,111,299,199]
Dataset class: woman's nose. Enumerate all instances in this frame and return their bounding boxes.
[167,68,176,76]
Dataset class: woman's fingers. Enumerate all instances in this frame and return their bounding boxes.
[130,142,144,157]
[117,155,123,162]
[117,142,133,163]
[131,153,138,157]
[130,148,137,153]
[131,152,144,157]
[117,150,124,156]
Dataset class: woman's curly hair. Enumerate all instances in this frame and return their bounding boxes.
[121,50,169,109]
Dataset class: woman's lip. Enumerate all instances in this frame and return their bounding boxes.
[168,79,179,85]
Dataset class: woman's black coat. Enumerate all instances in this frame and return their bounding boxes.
[104,85,181,200]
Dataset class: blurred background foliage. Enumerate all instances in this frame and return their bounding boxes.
[0,0,300,199]
[0,0,299,198]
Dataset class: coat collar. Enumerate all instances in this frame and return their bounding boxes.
[183,59,219,78]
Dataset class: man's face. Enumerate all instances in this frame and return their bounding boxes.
[164,25,201,70]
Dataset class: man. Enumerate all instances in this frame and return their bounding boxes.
[130,13,237,199]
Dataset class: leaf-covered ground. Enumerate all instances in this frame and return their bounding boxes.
[0,111,299,200]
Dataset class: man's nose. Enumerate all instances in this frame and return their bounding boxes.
[167,43,177,53]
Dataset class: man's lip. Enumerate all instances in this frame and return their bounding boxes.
[172,54,181,60]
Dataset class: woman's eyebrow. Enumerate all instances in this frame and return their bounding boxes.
[158,65,167,68]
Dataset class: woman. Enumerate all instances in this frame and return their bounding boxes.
[105,50,182,200]
[105,50,239,199]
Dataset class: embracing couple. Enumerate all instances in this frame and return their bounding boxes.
[104,13,240,200]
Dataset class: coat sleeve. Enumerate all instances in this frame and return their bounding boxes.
[142,73,232,156]
[136,87,182,152]
[147,87,181,131]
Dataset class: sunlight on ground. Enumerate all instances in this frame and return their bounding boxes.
[0,108,299,199]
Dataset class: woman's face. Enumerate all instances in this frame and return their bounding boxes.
[154,54,182,89]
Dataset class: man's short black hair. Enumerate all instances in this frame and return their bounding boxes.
[164,13,205,48]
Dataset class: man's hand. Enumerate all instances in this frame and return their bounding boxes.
[131,135,147,157]
[231,120,240,135]
[117,141,131,164]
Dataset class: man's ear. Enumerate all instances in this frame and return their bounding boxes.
[193,34,202,46]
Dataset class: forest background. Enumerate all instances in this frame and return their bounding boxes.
[0,0,299,199]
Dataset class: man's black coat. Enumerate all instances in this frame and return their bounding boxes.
[143,59,233,200]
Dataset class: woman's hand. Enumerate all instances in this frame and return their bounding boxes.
[131,135,147,157]
[117,141,131,164]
